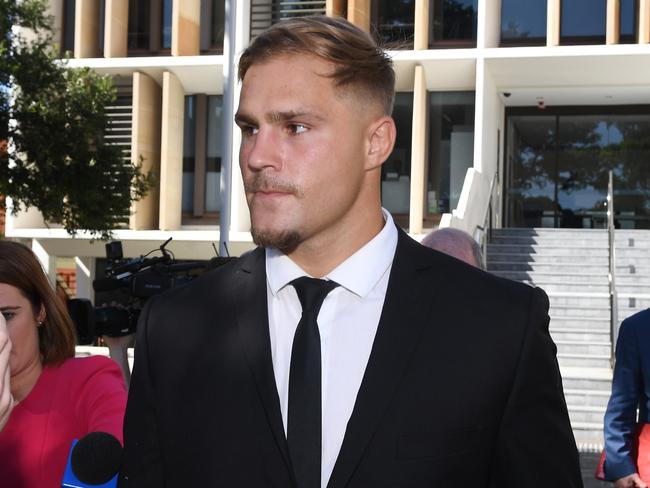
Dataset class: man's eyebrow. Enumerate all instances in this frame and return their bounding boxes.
[265,110,325,124]
[234,112,255,126]
[235,110,325,126]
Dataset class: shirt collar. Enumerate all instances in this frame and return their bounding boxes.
[266,209,398,298]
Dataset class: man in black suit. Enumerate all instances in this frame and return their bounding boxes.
[119,15,582,487]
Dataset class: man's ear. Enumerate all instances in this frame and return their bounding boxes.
[365,116,397,171]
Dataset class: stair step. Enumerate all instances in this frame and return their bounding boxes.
[564,389,610,407]
[558,353,611,368]
[568,405,607,424]
[551,331,610,342]
[556,341,611,356]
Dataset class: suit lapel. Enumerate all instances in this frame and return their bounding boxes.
[327,230,442,488]
[233,248,293,478]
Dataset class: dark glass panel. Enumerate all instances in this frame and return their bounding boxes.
[506,115,557,228]
[128,0,150,50]
[428,91,475,216]
[98,0,105,55]
[373,0,415,48]
[162,0,173,49]
[205,95,223,212]
[210,0,225,49]
[506,110,650,229]
[500,0,546,46]
[561,0,606,45]
[559,115,650,229]
[430,0,478,47]
[381,93,413,222]
[183,96,196,214]
[620,0,638,44]
[62,0,76,55]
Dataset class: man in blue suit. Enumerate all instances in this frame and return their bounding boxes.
[604,308,650,487]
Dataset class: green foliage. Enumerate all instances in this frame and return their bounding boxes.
[0,0,153,239]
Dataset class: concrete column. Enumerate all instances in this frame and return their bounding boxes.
[547,0,561,46]
[74,257,95,303]
[172,0,201,56]
[607,0,621,44]
[225,0,253,239]
[479,0,502,49]
[347,0,371,32]
[130,72,162,230]
[414,0,429,50]
[159,71,185,231]
[32,239,57,289]
[409,65,428,235]
[74,0,100,58]
[640,0,650,43]
[104,0,128,58]
[326,0,346,17]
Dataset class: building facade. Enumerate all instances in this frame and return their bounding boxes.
[6,0,650,298]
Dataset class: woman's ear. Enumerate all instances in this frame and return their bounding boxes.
[365,116,397,171]
[36,305,46,325]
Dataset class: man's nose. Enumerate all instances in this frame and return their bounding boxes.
[246,128,282,171]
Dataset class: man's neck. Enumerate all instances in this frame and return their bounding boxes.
[286,208,386,277]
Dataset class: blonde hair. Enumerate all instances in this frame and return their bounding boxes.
[238,15,395,115]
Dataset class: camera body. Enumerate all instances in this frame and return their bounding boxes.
[69,238,227,342]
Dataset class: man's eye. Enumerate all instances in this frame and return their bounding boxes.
[1,312,14,321]
[288,124,308,135]
[241,126,258,136]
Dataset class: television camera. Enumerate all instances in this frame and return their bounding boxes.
[69,238,231,342]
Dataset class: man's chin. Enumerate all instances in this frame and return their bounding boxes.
[251,228,302,252]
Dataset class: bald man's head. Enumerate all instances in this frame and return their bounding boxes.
[420,228,483,269]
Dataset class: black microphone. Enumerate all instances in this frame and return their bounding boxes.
[61,432,122,487]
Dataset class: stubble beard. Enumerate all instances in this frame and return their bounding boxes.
[251,227,302,253]
[245,173,304,252]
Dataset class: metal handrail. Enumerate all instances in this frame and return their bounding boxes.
[607,170,618,367]
[475,172,499,267]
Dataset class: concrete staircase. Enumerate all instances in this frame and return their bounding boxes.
[487,228,650,449]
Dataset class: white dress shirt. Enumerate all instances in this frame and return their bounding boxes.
[265,210,398,488]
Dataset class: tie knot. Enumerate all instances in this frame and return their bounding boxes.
[291,276,338,314]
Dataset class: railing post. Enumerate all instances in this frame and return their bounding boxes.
[608,170,618,367]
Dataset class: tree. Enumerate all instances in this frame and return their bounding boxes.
[0,0,153,239]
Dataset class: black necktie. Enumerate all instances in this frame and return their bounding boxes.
[288,276,338,488]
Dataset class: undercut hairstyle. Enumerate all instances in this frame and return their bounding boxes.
[238,15,396,115]
[0,240,76,365]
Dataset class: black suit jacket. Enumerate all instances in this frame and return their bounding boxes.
[119,229,582,487]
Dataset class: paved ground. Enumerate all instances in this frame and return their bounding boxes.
[581,451,610,487]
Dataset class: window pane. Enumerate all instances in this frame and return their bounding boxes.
[561,0,606,44]
[211,0,225,48]
[428,92,475,215]
[62,0,76,55]
[205,95,223,212]
[620,0,637,44]
[183,96,196,214]
[431,0,478,46]
[374,0,415,48]
[500,0,546,45]
[162,0,173,49]
[128,0,150,49]
[506,115,557,228]
[382,93,413,220]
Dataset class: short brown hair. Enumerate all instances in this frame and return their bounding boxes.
[0,240,76,365]
[238,15,395,115]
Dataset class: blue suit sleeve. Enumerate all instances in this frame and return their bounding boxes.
[604,317,642,480]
